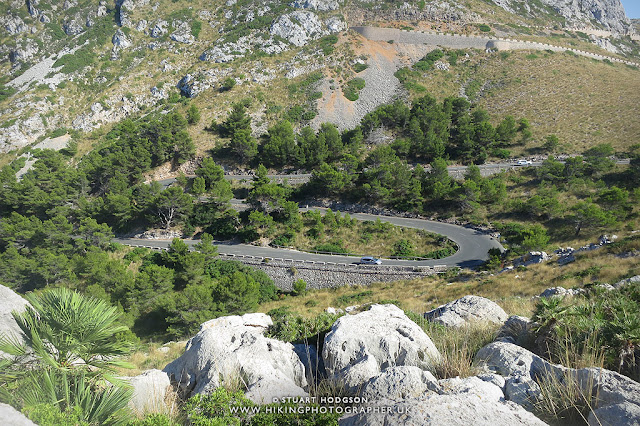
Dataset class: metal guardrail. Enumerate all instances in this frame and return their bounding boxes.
[268,244,457,261]
[121,243,448,273]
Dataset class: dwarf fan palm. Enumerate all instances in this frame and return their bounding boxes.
[0,288,133,424]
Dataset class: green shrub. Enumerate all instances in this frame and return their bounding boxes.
[478,24,491,32]
[293,279,307,296]
[267,307,339,342]
[191,20,202,38]
[314,241,347,254]
[0,85,17,102]
[414,49,444,71]
[302,110,317,121]
[353,63,368,73]
[53,47,96,74]
[533,281,640,381]
[343,78,365,102]
[335,291,373,306]
[23,404,89,426]
[393,239,415,257]
[318,34,338,55]
[220,77,236,92]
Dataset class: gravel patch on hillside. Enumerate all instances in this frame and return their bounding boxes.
[313,44,404,131]
[8,44,85,91]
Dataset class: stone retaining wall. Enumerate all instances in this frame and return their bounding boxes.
[217,255,441,291]
[124,243,443,291]
[351,26,639,67]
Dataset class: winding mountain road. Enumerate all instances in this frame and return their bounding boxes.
[116,209,503,269]
[136,157,631,269]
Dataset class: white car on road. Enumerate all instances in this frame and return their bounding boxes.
[360,256,382,265]
[516,159,533,166]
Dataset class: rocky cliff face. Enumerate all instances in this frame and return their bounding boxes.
[492,0,631,33]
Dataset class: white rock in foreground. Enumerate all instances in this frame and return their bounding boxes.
[338,393,547,426]
[322,304,441,391]
[424,295,508,327]
[359,366,439,400]
[0,403,36,426]
[0,285,30,358]
[128,369,172,416]
[163,313,307,404]
[475,341,640,424]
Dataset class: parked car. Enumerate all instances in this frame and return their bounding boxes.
[516,159,533,166]
[360,256,382,265]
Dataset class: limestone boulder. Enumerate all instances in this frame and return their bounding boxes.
[589,402,640,426]
[475,341,640,421]
[614,275,640,289]
[112,29,132,49]
[163,313,307,404]
[575,367,640,411]
[0,285,30,358]
[128,369,172,416]
[322,304,441,392]
[424,295,508,327]
[474,341,563,379]
[360,366,439,400]
[0,403,36,426]
[438,375,505,402]
[338,393,547,426]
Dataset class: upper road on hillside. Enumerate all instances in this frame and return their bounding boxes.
[156,158,630,187]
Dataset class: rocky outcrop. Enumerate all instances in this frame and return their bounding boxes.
[116,0,150,27]
[513,251,551,268]
[127,369,172,416]
[3,16,28,35]
[490,0,631,33]
[359,366,439,400]
[537,286,585,298]
[0,403,36,426]
[270,11,327,46]
[9,43,39,64]
[475,341,640,424]
[200,35,288,63]
[63,19,85,36]
[112,29,132,49]
[614,275,640,289]
[163,313,307,404]
[424,295,508,327]
[150,20,168,38]
[170,30,194,44]
[291,0,340,11]
[0,285,30,358]
[322,304,441,392]
[177,74,210,98]
[339,392,546,426]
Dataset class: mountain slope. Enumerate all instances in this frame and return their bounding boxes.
[0,0,638,158]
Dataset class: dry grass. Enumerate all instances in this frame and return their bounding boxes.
[120,341,186,377]
[289,216,449,258]
[418,319,500,379]
[533,332,606,425]
[407,49,640,154]
[258,270,540,318]
[258,245,638,320]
